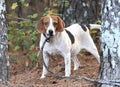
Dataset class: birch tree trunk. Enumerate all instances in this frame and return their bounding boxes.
[98,0,120,87]
[0,0,9,82]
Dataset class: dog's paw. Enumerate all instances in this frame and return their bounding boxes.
[74,67,79,70]
[74,63,80,70]
[65,73,71,77]
[64,75,70,78]
[40,75,46,79]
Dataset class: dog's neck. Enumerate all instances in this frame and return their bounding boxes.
[43,33,51,42]
[42,31,64,43]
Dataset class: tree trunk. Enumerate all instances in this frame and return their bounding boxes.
[98,0,120,87]
[59,0,101,26]
[0,0,9,82]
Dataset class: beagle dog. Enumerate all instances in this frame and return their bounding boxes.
[37,15,100,79]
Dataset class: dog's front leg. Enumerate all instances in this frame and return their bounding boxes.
[40,53,49,79]
[63,53,71,77]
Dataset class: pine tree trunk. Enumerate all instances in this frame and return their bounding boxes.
[98,0,120,87]
[0,0,9,82]
[59,0,101,26]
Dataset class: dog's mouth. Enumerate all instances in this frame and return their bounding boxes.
[47,34,54,37]
[45,33,54,38]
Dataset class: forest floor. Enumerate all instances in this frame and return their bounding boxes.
[0,52,100,87]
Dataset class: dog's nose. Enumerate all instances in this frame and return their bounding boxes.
[48,30,53,36]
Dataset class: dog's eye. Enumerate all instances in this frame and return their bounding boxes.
[53,22,57,26]
[44,22,49,26]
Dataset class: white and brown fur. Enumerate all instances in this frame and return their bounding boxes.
[37,15,100,79]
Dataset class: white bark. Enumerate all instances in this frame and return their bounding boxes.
[0,0,9,82]
[98,0,120,87]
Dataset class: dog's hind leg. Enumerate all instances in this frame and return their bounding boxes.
[72,56,80,70]
[82,34,100,64]
[85,46,100,64]
[83,43,100,64]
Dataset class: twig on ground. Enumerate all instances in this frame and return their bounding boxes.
[83,76,120,86]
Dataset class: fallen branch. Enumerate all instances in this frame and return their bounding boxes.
[7,14,31,21]
[83,77,120,86]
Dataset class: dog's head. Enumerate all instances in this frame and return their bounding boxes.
[37,15,65,37]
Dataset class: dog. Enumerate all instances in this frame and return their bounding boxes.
[37,15,100,79]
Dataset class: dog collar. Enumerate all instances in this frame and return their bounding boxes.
[43,33,50,42]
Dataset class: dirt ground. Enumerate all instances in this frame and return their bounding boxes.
[0,53,100,87]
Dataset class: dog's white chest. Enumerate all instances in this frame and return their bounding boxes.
[44,43,62,56]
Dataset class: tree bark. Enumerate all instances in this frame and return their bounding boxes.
[59,0,101,26]
[98,0,120,87]
[0,0,9,82]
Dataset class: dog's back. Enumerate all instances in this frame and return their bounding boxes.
[65,23,100,63]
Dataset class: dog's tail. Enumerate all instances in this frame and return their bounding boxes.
[86,24,101,30]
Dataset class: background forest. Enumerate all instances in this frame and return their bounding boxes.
[7,0,101,67]
[4,0,101,86]
[0,0,118,87]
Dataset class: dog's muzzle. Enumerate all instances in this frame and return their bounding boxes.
[48,30,54,36]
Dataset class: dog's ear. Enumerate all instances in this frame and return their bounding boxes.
[36,17,45,33]
[56,16,65,32]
